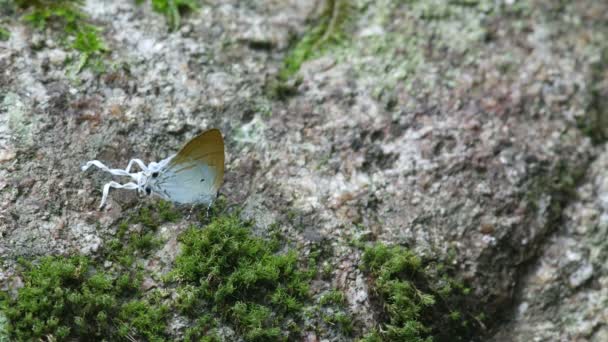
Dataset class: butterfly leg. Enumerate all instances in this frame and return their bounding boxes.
[82,160,132,177]
[99,181,138,209]
[125,159,148,173]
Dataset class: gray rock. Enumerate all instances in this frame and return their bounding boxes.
[0,0,607,339]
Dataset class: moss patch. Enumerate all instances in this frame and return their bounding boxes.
[0,26,9,41]
[317,289,355,337]
[0,256,168,341]
[360,243,484,342]
[577,47,608,144]
[0,200,182,341]
[170,214,314,341]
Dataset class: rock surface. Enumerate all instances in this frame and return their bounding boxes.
[492,146,608,342]
[0,0,607,339]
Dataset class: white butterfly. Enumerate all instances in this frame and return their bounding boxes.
[82,129,225,209]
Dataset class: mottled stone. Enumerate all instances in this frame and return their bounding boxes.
[0,0,606,340]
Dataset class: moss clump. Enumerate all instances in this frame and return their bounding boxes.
[105,200,180,267]
[136,0,198,31]
[16,0,85,31]
[319,289,346,306]
[0,302,9,342]
[317,289,355,336]
[170,215,314,341]
[360,244,483,342]
[577,47,608,144]
[0,200,182,341]
[0,27,9,41]
[1,256,168,341]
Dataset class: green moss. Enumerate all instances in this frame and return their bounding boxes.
[182,314,220,341]
[322,311,354,336]
[16,0,85,31]
[118,298,169,342]
[107,200,180,267]
[319,290,346,306]
[0,27,9,41]
[170,214,314,341]
[134,200,182,230]
[0,201,182,341]
[360,243,483,342]
[0,309,8,342]
[577,47,608,144]
[0,256,168,341]
[318,289,354,336]
[136,0,198,31]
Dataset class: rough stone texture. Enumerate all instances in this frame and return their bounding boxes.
[0,0,607,339]
[492,145,608,342]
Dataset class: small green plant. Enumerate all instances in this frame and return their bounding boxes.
[136,0,198,31]
[171,214,314,341]
[360,243,484,341]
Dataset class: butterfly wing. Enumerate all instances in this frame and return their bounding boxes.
[152,129,224,205]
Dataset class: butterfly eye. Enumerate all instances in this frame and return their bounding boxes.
[145,187,151,195]
[152,172,159,178]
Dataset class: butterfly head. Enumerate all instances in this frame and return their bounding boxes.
[135,156,174,198]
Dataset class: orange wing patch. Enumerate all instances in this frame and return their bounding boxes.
[169,129,225,191]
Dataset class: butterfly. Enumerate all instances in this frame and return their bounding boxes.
[82,129,225,209]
